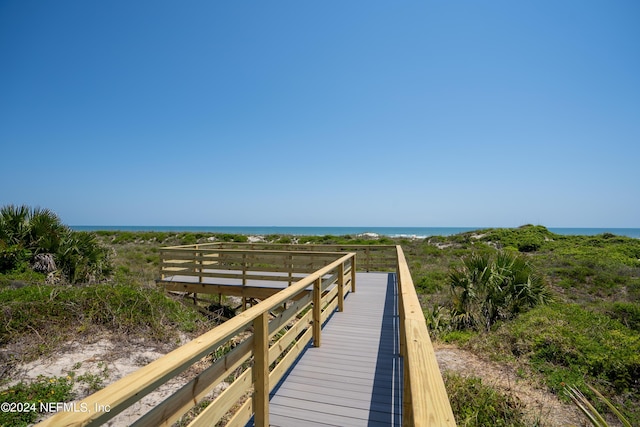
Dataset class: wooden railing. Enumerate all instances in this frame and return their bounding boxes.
[36,245,455,426]
[396,245,456,426]
[36,252,355,427]
[162,242,397,272]
[160,247,354,283]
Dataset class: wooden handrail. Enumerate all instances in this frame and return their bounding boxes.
[36,253,355,427]
[396,245,456,426]
[36,245,456,426]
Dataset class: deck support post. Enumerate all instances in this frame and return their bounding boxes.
[253,311,269,427]
[313,277,321,347]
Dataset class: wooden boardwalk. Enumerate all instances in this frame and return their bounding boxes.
[38,248,455,427]
[259,272,402,426]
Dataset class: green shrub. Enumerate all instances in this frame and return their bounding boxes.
[441,330,475,345]
[0,244,31,272]
[444,373,528,426]
[448,252,552,331]
[0,205,112,283]
[212,234,248,243]
[608,302,640,333]
[416,270,447,293]
[490,304,640,394]
[111,231,138,244]
[0,375,74,426]
[179,234,198,245]
[0,283,201,346]
[479,225,554,253]
[57,231,111,283]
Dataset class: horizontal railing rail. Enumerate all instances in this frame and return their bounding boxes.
[162,242,397,272]
[36,253,356,427]
[160,248,350,284]
[396,245,456,426]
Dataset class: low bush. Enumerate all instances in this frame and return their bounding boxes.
[478,225,554,253]
[444,373,528,426]
[0,282,202,348]
[484,303,640,421]
[415,270,447,293]
[0,205,112,283]
[448,252,552,331]
[0,375,74,426]
[607,302,640,333]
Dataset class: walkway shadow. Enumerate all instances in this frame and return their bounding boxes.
[368,273,402,426]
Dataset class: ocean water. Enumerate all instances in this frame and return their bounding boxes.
[71,225,640,239]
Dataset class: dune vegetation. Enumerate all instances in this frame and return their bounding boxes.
[1,205,639,426]
[413,225,640,425]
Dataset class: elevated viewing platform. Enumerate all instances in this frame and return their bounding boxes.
[36,244,455,426]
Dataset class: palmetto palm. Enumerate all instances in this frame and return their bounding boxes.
[27,207,66,254]
[0,204,31,247]
[58,230,111,283]
[0,205,64,252]
[0,204,111,283]
[449,253,490,329]
[449,251,552,331]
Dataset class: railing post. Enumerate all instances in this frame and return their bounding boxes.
[195,245,201,282]
[351,255,357,293]
[160,250,165,281]
[253,311,269,427]
[242,253,248,310]
[195,246,201,305]
[338,262,345,312]
[313,277,321,347]
[242,253,247,286]
[365,247,369,272]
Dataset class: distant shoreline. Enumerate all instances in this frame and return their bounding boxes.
[70,225,640,239]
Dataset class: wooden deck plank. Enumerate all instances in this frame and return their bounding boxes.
[275,381,401,406]
[287,362,399,382]
[269,397,397,424]
[286,353,384,371]
[254,272,402,427]
[280,365,378,384]
[272,387,401,412]
[273,375,386,397]
[269,401,396,426]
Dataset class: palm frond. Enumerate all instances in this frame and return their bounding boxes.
[564,385,608,427]
[585,384,632,427]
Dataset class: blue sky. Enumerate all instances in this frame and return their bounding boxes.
[1,1,639,227]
